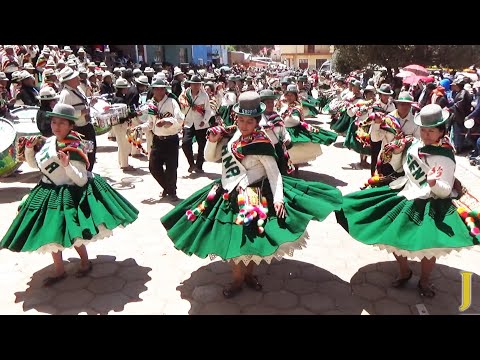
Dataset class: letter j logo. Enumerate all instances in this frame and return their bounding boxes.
[459,271,473,312]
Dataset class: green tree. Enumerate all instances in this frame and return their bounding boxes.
[334,45,480,75]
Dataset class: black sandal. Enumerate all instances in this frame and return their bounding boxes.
[391,270,413,288]
[43,272,67,287]
[222,284,243,298]
[76,261,93,278]
[244,275,263,291]
[418,282,436,298]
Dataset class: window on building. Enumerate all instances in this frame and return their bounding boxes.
[299,59,309,69]
[179,48,188,64]
[316,59,327,69]
[305,45,315,54]
[154,46,164,64]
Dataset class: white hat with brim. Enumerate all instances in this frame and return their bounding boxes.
[135,75,150,86]
[394,92,414,103]
[59,66,79,83]
[43,68,55,77]
[102,71,113,80]
[37,86,60,101]
[115,77,130,88]
[150,78,169,88]
[413,104,450,128]
[23,63,35,70]
[172,69,184,78]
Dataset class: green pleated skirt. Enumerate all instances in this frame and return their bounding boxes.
[1,176,139,253]
[330,111,354,133]
[343,120,371,155]
[301,100,320,117]
[286,124,338,146]
[161,176,342,264]
[336,186,479,259]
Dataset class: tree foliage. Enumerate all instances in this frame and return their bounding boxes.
[334,45,480,74]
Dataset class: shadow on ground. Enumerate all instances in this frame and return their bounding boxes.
[350,261,480,315]
[96,145,118,153]
[141,196,185,205]
[0,187,33,204]
[341,163,370,171]
[1,170,42,184]
[176,259,367,315]
[14,255,152,315]
[182,171,220,181]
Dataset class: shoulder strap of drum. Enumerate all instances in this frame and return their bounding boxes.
[71,88,88,106]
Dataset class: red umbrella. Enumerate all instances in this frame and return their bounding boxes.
[402,75,431,85]
[402,64,429,77]
[396,70,416,78]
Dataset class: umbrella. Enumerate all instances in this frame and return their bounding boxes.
[395,70,416,78]
[219,66,231,72]
[402,64,429,77]
[402,75,432,85]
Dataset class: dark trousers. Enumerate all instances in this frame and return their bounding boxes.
[74,122,96,172]
[370,140,382,176]
[149,135,179,195]
[182,126,208,169]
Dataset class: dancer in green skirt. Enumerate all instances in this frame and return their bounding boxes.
[337,104,479,298]
[161,92,342,298]
[1,104,139,287]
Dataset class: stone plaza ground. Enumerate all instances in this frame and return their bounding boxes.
[1,114,479,315]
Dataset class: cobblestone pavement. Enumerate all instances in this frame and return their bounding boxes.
[1,115,479,315]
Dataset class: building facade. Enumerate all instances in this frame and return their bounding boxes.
[191,45,228,66]
[280,45,334,69]
[98,45,227,68]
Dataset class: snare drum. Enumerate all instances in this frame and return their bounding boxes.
[90,98,113,135]
[94,112,115,135]
[0,118,21,177]
[10,106,40,124]
[10,106,41,160]
[110,104,129,126]
[11,107,41,138]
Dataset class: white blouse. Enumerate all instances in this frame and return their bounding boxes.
[25,146,88,187]
[205,137,284,204]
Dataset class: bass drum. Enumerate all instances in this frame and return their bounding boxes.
[91,98,113,136]
[0,117,20,177]
[10,105,41,143]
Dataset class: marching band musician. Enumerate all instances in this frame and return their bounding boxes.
[111,77,136,171]
[179,74,213,174]
[58,66,98,172]
[136,78,184,201]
